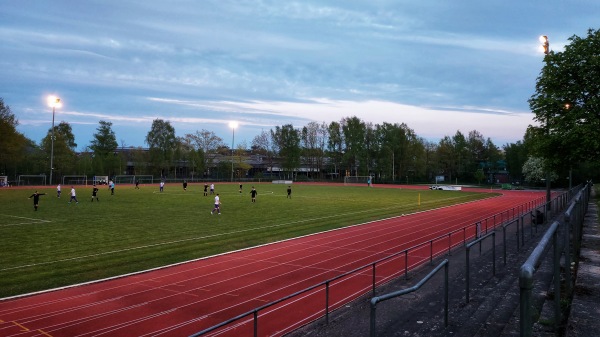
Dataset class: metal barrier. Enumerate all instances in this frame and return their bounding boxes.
[369,259,449,337]
[519,182,591,337]
[191,193,550,336]
[465,231,496,303]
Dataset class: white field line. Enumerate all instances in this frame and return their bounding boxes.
[0,214,51,227]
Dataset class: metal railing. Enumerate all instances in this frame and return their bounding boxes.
[519,182,591,337]
[191,195,549,336]
[369,259,449,337]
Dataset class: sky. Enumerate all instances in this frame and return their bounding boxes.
[1,1,598,151]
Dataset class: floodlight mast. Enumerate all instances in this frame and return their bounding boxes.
[229,121,238,182]
[48,96,61,186]
[539,36,552,213]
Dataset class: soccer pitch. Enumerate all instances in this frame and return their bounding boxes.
[0,183,496,298]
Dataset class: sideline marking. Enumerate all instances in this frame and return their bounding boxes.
[0,214,51,227]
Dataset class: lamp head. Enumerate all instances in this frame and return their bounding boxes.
[47,95,62,108]
[539,35,549,54]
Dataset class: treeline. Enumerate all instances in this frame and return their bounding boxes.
[2,97,536,185]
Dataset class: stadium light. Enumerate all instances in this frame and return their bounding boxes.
[47,95,62,186]
[229,121,238,182]
[539,35,551,212]
[539,35,549,54]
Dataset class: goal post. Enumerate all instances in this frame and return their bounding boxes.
[93,176,109,185]
[343,176,373,186]
[134,175,154,184]
[114,175,135,184]
[62,175,88,186]
[17,175,47,186]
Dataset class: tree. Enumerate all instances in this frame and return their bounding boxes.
[271,124,301,178]
[145,119,177,177]
[341,116,366,176]
[528,28,600,171]
[252,130,276,177]
[89,121,119,176]
[327,121,343,178]
[522,157,557,184]
[0,98,31,177]
[40,121,78,179]
[301,122,327,179]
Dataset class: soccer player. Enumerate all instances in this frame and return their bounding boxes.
[109,180,115,195]
[287,185,292,199]
[239,183,243,194]
[183,180,188,191]
[203,183,208,196]
[69,186,79,204]
[250,186,258,203]
[91,185,99,202]
[211,193,221,215]
[135,179,140,189]
[160,181,165,192]
[56,184,61,198]
[28,191,46,211]
[209,183,215,195]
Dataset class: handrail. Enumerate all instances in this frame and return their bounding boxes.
[519,182,591,337]
[370,259,449,337]
[465,231,496,303]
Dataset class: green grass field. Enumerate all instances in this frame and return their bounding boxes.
[0,183,497,298]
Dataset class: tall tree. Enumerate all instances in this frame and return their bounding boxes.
[40,121,77,179]
[89,121,119,176]
[0,98,31,177]
[145,119,177,177]
[252,130,276,177]
[301,122,327,179]
[327,121,343,178]
[271,124,301,178]
[528,28,600,171]
[341,116,366,176]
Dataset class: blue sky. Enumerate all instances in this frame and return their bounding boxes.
[1,1,598,150]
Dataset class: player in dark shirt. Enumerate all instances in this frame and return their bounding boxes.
[203,183,208,196]
[287,186,292,199]
[183,180,188,191]
[28,191,46,211]
[250,186,258,203]
[91,185,99,202]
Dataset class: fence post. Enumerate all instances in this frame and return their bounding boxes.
[553,231,561,329]
[325,281,330,324]
[372,263,376,296]
[254,310,258,337]
[564,212,572,297]
[520,265,534,337]
[370,298,378,337]
[466,245,471,303]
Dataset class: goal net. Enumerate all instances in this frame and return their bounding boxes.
[343,176,372,185]
[93,176,109,185]
[62,175,88,186]
[114,175,135,184]
[17,175,47,186]
[134,175,154,184]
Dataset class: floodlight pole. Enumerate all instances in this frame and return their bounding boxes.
[540,35,552,213]
[229,121,238,182]
[48,96,61,186]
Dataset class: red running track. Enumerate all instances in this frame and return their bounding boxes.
[0,188,545,337]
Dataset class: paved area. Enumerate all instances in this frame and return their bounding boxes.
[566,196,600,336]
